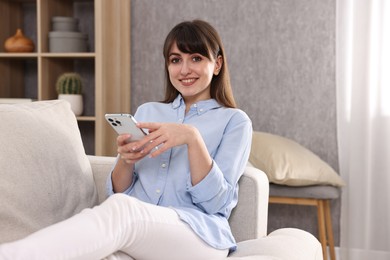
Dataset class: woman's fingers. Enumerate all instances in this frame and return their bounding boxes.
[119,122,195,159]
[136,122,160,130]
[116,134,149,164]
[117,134,131,146]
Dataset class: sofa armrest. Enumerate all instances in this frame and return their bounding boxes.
[87,155,116,205]
[229,165,269,242]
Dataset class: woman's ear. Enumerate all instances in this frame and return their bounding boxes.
[214,55,223,75]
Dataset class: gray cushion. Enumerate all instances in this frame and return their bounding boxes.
[269,184,340,199]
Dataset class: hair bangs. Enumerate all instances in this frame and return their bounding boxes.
[174,26,211,58]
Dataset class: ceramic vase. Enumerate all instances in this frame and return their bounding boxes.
[4,29,35,52]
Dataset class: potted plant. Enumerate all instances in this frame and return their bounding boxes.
[56,72,83,116]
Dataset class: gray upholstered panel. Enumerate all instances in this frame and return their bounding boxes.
[270,184,340,199]
[230,167,270,242]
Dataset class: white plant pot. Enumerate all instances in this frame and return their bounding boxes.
[58,94,83,116]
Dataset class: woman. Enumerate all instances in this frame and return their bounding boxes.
[0,20,252,260]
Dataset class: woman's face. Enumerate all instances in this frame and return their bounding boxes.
[167,43,222,105]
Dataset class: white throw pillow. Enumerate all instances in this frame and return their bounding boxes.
[0,100,98,243]
[249,131,345,187]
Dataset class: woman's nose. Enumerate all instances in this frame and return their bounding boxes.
[180,61,191,75]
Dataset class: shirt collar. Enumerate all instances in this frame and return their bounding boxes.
[172,94,221,115]
[172,95,184,109]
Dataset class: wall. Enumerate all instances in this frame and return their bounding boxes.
[130,0,339,245]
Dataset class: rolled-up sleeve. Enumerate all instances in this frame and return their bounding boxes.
[186,111,252,216]
[186,161,231,214]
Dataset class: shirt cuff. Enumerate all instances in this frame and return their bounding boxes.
[186,161,226,203]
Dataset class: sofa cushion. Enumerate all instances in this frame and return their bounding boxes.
[0,100,98,243]
[249,131,345,187]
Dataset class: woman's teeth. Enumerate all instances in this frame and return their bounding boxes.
[182,79,195,83]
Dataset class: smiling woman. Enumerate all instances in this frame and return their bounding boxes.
[162,20,236,109]
[166,44,221,109]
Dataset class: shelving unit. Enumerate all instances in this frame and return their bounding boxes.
[0,0,131,156]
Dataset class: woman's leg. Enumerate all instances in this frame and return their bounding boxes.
[117,198,228,260]
[0,194,228,260]
[103,251,134,260]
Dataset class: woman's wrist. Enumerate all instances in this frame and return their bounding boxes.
[112,157,134,193]
[185,125,202,146]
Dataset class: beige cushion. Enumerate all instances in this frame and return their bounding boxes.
[249,131,345,187]
[0,100,98,243]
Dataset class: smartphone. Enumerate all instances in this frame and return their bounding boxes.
[105,113,147,141]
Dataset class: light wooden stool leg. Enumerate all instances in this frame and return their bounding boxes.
[324,200,336,260]
[269,196,337,260]
[317,200,328,260]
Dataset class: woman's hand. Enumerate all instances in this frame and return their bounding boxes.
[112,133,150,193]
[116,121,212,186]
[116,122,194,165]
[116,134,150,164]
[133,122,197,158]
[135,122,213,185]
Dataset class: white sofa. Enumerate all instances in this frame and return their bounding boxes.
[0,100,323,260]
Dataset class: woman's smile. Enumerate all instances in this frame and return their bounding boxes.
[180,78,198,86]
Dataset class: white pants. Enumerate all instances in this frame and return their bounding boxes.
[0,194,228,260]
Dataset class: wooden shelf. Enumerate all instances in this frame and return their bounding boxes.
[77,116,96,121]
[41,53,96,58]
[0,0,131,156]
[0,53,95,58]
[0,53,38,58]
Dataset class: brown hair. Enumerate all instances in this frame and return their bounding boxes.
[162,20,236,108]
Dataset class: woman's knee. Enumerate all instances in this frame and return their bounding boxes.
[104,193,139,208]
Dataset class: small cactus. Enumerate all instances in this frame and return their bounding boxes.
[56,72,83,95]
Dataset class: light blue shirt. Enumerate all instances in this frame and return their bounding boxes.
[106,95,252,252]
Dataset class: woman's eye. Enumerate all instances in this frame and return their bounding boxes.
[192,56,202,62]
[170,57,180,64]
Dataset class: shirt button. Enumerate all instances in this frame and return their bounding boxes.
[199,108,203,112]
[161,163,166,168]
[156,189,161,193]
[193,104,197,107]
